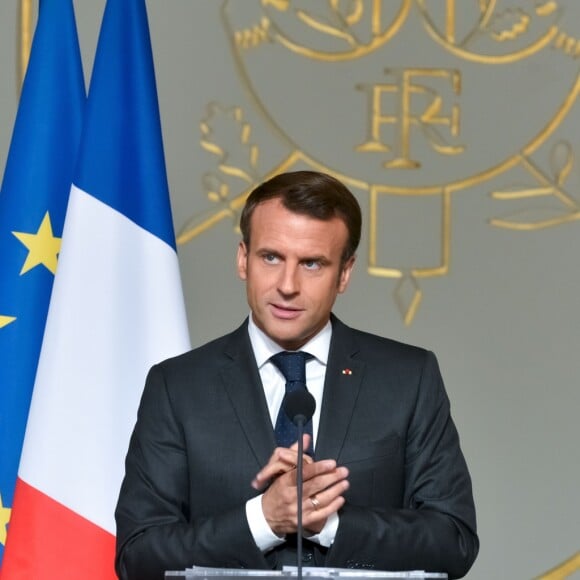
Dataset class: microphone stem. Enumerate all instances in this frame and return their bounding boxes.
[296,419,304,580]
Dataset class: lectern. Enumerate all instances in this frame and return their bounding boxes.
[165,567,447,579]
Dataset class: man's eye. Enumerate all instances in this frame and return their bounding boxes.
[303,260,321,271]
[263,254,279,264]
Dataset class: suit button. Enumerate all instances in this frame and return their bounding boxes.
[302,552,313,563]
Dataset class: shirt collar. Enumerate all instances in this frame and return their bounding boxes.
[247,315,332,369]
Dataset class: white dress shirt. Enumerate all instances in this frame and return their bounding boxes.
[245,315,339,552]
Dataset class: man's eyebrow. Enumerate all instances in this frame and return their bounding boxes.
[301,255,331,265]
[256,247,282,256]
[255,248,332,264]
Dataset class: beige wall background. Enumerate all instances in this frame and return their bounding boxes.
[1,2,579,578]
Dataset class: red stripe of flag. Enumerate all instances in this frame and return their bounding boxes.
[1,479,116,580]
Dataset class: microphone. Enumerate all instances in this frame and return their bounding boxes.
[283,388,316,580]
[284,388,315,428]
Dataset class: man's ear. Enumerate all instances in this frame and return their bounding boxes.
[237,241,248,281]
[338,255,356,294]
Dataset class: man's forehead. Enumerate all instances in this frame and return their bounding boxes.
[251,198,340,227]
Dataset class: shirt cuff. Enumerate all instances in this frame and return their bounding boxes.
[245,495,286,553]
[304,511,339,548]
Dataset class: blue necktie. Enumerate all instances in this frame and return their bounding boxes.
[271,351,313,454]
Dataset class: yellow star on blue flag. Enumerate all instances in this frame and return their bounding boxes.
[0,316,17,329]
[0,493,11,546]
[12,211,61,274]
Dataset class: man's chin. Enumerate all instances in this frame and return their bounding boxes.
[265,326,307,351]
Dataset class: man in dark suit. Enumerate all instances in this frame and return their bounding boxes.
[115,171,478,580]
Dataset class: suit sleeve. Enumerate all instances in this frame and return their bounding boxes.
[115,364,269,580]
[325,351,479,579]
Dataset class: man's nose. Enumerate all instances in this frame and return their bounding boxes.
[277,263,299,295]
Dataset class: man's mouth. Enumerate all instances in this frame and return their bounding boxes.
[270,303,303,319]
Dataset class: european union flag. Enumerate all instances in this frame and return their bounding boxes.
[0,0,85,564]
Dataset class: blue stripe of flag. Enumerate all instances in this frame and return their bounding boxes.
[73,0,176,249]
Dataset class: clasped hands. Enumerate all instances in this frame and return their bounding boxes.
[251,434,349,536]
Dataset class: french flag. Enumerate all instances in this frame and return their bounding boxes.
[2,0,190,577]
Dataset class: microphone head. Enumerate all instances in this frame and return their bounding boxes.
[284,388,316,426]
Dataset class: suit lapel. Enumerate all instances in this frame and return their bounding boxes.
[315,316,365,461]
[220,321,276,468]
[217,317,365,466]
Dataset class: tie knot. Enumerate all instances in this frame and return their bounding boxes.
[270,351,312,385]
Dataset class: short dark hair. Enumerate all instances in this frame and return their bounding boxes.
[240,171,362,265]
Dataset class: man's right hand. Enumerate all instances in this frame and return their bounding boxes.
[253,436,349,536]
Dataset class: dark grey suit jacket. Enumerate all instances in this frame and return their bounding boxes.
[115,316,478,580]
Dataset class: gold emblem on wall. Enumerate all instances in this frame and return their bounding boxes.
[179,0,580,325]
[536,551,580,579]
